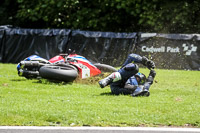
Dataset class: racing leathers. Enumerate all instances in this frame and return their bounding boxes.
[98,53,156,97]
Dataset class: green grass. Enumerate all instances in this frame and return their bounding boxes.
[0,63,200,127]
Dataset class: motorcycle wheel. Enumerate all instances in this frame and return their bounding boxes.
[94,63,117,72]
[39,64,78,82]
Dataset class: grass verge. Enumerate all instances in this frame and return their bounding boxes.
[0,63,200,127]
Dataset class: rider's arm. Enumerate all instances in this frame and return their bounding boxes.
[131,70,156,97]
[131,81,152,97]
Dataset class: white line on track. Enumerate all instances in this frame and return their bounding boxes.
[0,126,200,132]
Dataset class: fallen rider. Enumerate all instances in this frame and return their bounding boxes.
[98,53,156,97]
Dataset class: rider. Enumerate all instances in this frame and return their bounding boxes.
[98,53,156,97]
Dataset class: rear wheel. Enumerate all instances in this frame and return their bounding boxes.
[39,64,78,82]
[94,63,117,72]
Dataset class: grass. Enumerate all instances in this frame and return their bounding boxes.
[0,63,200,127]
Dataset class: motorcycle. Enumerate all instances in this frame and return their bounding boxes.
[17,52,117,82]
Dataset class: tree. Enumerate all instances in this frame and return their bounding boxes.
[0,0,200,33]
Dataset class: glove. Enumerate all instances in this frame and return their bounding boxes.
[149,69,156,78]
[142,56,155,69]
[146,60,155,70]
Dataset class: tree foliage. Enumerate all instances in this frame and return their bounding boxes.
[0,0,200,33]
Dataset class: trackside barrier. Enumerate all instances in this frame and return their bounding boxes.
[0,27,71,63]
[0,29,5,62]
[0,26,199,70]
[66,30,137,66]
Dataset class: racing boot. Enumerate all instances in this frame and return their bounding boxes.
[99,72,121,88]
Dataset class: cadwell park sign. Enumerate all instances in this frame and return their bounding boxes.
[136,33,200,70]
[141,43,197,56]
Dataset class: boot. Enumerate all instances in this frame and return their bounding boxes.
[98,77,113,88]
[98,72,121,88]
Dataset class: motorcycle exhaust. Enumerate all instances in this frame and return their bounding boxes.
[19,61,40,69]
[18,69,39,77]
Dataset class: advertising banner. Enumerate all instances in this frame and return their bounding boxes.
[135,33,200,70]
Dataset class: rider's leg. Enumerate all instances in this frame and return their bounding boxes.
[98,72,121,88]
[99,63,139,88]
[122,54,142,67]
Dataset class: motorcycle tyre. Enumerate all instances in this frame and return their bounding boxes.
[39,64,78,82]
[94,63,117,72]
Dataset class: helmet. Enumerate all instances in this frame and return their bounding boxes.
[135,72,146,85]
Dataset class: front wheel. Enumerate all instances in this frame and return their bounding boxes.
[39,64,78,82]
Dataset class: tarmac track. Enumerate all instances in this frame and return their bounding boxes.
[0,126,200,133]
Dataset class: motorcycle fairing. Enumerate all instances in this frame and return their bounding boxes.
[67,54,101,78]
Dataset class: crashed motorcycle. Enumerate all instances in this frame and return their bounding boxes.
[17,53,117,82]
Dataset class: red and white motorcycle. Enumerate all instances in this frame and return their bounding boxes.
[17,52,117,82]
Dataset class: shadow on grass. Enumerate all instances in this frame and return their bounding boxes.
[10,79,27,82]
[33,79,73,85]
[100,92,114,96]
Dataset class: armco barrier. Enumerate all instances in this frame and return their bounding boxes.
[0,26,199,70]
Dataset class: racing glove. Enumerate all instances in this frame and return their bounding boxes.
[147,60,155,69]
[142,56,155,69]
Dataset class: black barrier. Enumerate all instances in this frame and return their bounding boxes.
[135,33,200,70]
[0,26,199,70]
[1,28,71,63]
[0,29,5,62]
[66,30,137,66]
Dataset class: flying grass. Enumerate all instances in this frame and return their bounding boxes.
[0,63,200,127]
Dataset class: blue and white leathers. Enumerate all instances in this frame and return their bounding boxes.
[126,75,151,96]
[111,54,142,86]
[117,63,139,84]
[109,54,142,95]
[109,53,152,96]
[126,75,139,86]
